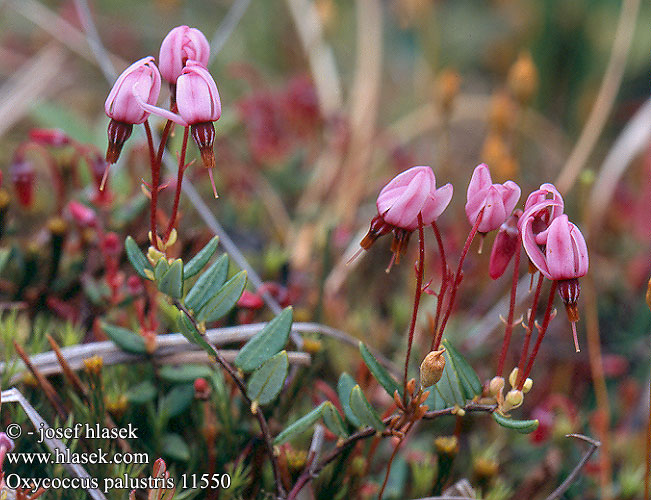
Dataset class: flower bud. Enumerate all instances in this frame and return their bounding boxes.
[488,376,505,397]
[502,389,524,413]
[522,377,533,393]
[29,128,70,147]
[194,377,211,400]
[420,349,446,388]
[159,26,210,84]
[10,157,35,208]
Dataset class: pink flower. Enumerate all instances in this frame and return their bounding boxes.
[489,210,521,279]
[465,163,520,233]
[105,57,161,125]
[67,201,97,227]
[519,183,564,237]
[159,26,210,84]
[376,166,453,231]
[522,214,588,281]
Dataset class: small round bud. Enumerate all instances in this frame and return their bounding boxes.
[502,389,524,413]
[489,376,505,397]
[522,378,533,394]
[420,349,446,388]
[508,367,519,388]
[194,377,211,400]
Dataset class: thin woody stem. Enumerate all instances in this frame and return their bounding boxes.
[403,213,425,403]
[519,280,558,388]
[496,243,521,377]
[434,207,485,349]
[430,222,449,351]
[516,273,544,382]
[164,126,190,242]
[174,301,286,499]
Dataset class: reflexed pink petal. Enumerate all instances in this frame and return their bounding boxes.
[105,57,161,124]
[176,62,221,124]
[466,163,492,201]
[421,183,453,225]
[546,215,574,279]
[521,213,551,279]
[159,26,210,83]
[502,180,521,214]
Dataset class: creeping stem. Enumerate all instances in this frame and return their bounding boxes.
[403,213,425,403]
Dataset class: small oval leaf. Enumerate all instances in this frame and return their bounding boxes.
[274,403,325,445]
[154,258,170,282]
[359,342,400,398]
[161,384,194,420]
[184,236,220,279]
[321,401,348,438]
[185,254,229,312]
[442,339,482,399]
[492,412,539,434]
[196,270,247,323]
[126,380,157,404]
[157,258,184,299]
[176,309,214,356]
[247,351,289,405]
[102,322,146,354]
[337,373,361,427]
[350,385,384,431]
[124,236,152,280]
[434,350,466,407]
[159,364,213,384]
[162,433,190,462]
[234,306,293,372]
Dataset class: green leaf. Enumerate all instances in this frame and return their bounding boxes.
[160,384,194,420]
[234,306,293,372]
[423,386,447,411]
[101,322,146,354]
[321,402,348,438]
[184,254,229,312]
[350,385,384,432]
[124,236,152,280]
[359,342,400,398]
[154,258,170,282]
[157,258,184,299]
[273,403,325,445]
[337,373,361,427]
[183,236,219,278]
[442,339,482,399]
[246,351,289,405]
[162,433,191,462]
[176,309,214,356]
[196,270,247,323]
[0,248,11,276]
[159,364,213,384]
[434,350,466,408]
[126,381,157,404]
[492,412,539,434]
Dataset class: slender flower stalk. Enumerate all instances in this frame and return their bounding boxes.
[496,243,521,377]
[403,213,425,403]
[434,207,485,349]
[516,272,544,382]
[430,221,450,351]
[164,126,190,242]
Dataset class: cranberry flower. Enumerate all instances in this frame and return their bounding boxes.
[104,57,161,169]
[465,163,520,233]
[488,209,521,279]
[159,26,211,84]
[376,166,453,231]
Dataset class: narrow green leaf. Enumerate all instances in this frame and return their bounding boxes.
[176,309,214,356]
[0,248,11,276]
[273,403,325,445]
[159,364,213,384]
[196,270,247,323]
[124,236,152,280]
[434,351,466,407]
[337,373,361,427]
[442,339,482,399]
[247,351,289,405]
[423,386,446,411]
[234,306,293,372]
[185,254,229,312]
[350,385,384,432]
[162,433,190,462]
[157,258,184,299]
[492,412,539,434]
[161,384,194,419]
[126,381,157,404]
[183,236,219,278]
[359,342,400,398]
[321,402,348,437]
[154,258,170,282]
[101,322,146,354]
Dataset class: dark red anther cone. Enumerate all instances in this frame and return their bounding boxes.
[10,158,35,208]
[190,122,215,170]
[360,214,393,250]
[105,119,133,165]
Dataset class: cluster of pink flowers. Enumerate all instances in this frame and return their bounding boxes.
[360,163,589,351]
[103,26,221,188]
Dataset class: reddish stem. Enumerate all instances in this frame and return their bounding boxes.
[496,243,521,377]
[434,208,484,349]
[518,280,558,389]
[143,121,159,250]
[164,126,190,241]
[404,213,425,403]
[430,222,449,351]
[516,272,544,381]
